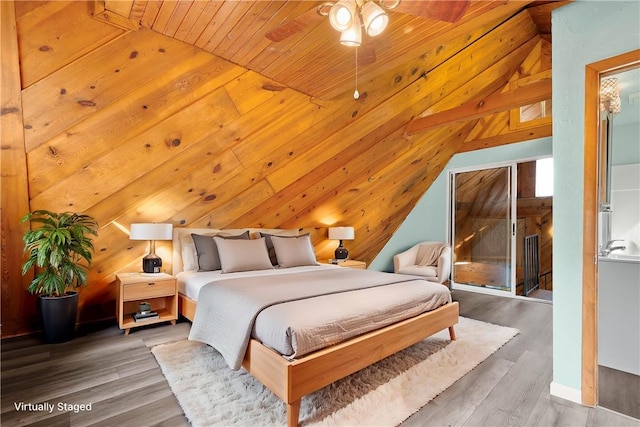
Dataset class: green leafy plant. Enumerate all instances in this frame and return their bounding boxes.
[21,210,99,297]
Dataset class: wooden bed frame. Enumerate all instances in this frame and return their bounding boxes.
[178,293,459,427]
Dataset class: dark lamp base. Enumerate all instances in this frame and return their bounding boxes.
[334,241,349,260]
[142,254,162,274]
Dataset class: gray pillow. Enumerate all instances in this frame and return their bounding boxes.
[191,231,250,271]
[260,232,306,265]
[213,236,274,273]
[271,234,317,268]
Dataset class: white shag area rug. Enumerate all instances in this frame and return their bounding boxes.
[152,316,518,427]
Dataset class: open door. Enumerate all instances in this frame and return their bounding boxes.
[450,165,516,293]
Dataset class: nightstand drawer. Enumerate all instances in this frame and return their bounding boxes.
[123,280,175,301]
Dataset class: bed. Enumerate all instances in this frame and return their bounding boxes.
[172,227,459,427]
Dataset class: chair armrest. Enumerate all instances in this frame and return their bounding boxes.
[436,246,452,283]
[393,245,419,272]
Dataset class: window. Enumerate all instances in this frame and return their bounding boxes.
[535,157,553,197]
[520,100,551,122]
[510,99,552,130]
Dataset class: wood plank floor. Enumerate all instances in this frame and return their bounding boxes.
[2,290,638,426]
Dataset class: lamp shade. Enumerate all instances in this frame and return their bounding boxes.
[361,1,388,37]
[329,0,357,32]
[328,226,355,241]
[339,13,362,47]
[129,223,173,241]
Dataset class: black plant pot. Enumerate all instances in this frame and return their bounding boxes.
[38,292,78,343]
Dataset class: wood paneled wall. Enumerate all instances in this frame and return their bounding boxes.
[1,1,550,337]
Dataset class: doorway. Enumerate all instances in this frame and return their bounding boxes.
[595,63,640,419]
[449,159,553,300]
[450,165,514,293]
[581,49,640,410]
[451,165,515,292]
[514,159,553,300]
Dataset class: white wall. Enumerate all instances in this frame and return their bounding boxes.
[612,122,640,165]
[611,164,640,255]
[610,109,640,255]
[552,0,640,400]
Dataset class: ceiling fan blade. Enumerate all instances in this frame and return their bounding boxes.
[394,0,471,23]
[265,6,325,42]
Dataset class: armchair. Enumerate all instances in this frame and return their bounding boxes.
[393,241,451,284]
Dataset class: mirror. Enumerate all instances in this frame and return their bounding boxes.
[598,66,640,257]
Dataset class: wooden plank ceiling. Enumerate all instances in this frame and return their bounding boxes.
[95,0,558,100]
[2,0,567,335]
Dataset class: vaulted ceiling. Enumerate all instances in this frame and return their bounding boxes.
[92,0,560,100]
[2,0,567,334]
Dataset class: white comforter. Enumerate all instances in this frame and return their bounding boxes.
[188,267,451,370]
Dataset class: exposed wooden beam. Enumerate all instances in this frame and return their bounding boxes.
[526,0,573,36]
[517,197,553,216]
[92,0,139,30]
[406,79,552,135]
[457,122,552,152]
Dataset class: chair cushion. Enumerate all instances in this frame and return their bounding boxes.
[396,265,438,278]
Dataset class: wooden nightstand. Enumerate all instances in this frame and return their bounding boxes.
[116,272,178,335]
[321,259,367,269]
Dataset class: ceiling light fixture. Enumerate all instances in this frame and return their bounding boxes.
[600,78,621,114]
[320,0,399,46]
[361,1,389,37]
[328,0,357,32]
[340,11,362,46]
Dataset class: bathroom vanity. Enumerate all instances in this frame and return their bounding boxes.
[598,255,640,375]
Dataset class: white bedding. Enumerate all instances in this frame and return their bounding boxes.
[187,267,451,369]
[253,276,450,360]
[173,227,452,370]
[177,264,339,300]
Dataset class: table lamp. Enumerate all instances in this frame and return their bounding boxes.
[130,223,173,274]
[328,226,354,260]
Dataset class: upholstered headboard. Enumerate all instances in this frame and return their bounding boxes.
[171,227,300,275]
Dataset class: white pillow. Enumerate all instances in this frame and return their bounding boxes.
[271,234,317,268]
[259,229,301,265]
[213,237,274,273]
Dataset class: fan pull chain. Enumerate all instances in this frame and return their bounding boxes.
[354,47,360,100]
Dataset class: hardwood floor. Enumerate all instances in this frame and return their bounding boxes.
[405,291,639,427]
[2,290,638,426]
[598,366,640,420]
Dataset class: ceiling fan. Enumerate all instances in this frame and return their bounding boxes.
[265,0,471,46]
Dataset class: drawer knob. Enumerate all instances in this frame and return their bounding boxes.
[147,282,156,286]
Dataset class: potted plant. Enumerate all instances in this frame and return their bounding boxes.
[21,210,98,343]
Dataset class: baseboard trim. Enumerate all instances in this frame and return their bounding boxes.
[550,382,582,404]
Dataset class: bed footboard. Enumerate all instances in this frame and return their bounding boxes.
[242,301,459,427]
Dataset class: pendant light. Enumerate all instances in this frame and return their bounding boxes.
[600,78,621,114]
